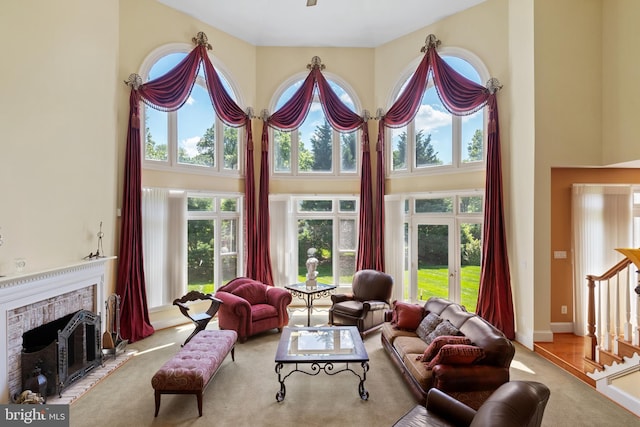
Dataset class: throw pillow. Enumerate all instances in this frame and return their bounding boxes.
[420,335,471,362]
[423,319,461,345]
[392,302,424,330]
[416,312,443,341]
[427,344,485,369]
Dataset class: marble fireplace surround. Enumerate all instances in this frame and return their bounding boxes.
[0,258,112,402]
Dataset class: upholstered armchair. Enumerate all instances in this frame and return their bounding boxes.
[328,269,393,336]
[393,381,551,427]
[214,277,292,342]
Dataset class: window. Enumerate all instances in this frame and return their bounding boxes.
[142,49,242,175]
[142,188,243,309]
[271,77,359,177]
[401,193,483,312]
[389,53,487,175]
[270,195,358,288]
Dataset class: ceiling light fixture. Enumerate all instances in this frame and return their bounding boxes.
[306,0,317,6]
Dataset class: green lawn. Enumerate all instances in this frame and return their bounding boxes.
[415,265,480,312]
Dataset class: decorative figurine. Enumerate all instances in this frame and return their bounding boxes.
[306,248,319,289]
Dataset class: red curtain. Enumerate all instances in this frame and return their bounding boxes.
[379,39,514,339]
[119,38,253,342]
[262,63,373,273]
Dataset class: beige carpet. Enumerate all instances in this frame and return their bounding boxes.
[69,309,640,427]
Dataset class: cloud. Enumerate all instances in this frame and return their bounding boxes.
[180,136,201,157]
[414,105,451,133]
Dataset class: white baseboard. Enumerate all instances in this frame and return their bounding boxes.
[550,322,574,333]
[533,329,554,342]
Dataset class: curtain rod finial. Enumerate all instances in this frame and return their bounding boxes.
[246,107,255,118]
[124,73,142,90]
[362,110,371,122]
[485,77,503,94]
[307,56,326,71]
[420,34,441,53]
[260,109,270,121]
[375,108,385,120]
[192,32,212,50]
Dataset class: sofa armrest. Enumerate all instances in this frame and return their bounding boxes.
[331,293,354,304]
[432,365,510,392]
[214,291,251,317]
[426,388,476,426]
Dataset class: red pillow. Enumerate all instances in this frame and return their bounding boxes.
[232,283,268,305]
[420,335,471,362]
[392,302,424,330]
[427,344,484,370]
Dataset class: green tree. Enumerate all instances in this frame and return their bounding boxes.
[298,132,314,171]
[310,120,333,171]
[194,125,215,166]
[145,126,168,161]
[223,125,238,169]
[466,129,483,162]
[416,130,441,166]
[187,197,214,284]
[274,130,292,171]
[393,131,408,169]
[341,131,356,171]
[460,223,481,265]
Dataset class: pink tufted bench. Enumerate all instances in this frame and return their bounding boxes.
[151,329,237,417]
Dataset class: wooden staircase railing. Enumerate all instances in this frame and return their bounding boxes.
[585,256,640,372]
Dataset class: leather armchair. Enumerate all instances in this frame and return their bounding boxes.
[392,381,551,427]
[214,277,292,342]
[328,269,393,336]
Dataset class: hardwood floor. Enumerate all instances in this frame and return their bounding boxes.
[534,333,596,387]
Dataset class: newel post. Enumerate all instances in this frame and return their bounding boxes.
[584,275,597,362]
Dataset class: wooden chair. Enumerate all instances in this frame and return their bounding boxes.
[173,291,223,346]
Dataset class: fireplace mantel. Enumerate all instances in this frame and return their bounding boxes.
[0,257,115,403]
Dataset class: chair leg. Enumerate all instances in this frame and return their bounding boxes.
[196,391,203,417]
[154,390,161,417]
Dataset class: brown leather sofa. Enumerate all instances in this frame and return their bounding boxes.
[381,297,515,408]
[392,381,550,427]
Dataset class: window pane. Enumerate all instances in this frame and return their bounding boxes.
[274,130,291,172]
[178,84,215,167]
[188,197,214,212]
[300,110,332,173]
[148,52,185,80]
[187,219,214,293]
[338,219,356,284]
[221,219,238,284]
[462,111,483,163]
[298,200,332,212]
[391,127,408,171]
[416,88,451,167]
[223,124,239,170]
[415,198,453,213]
[460,223,481,313]
[459,196,483,213]
[298,219,333,283]
[145,105,168,162]
[417,224,449,301]
[340,131,357,172]
[339,200,356,212]
[220,198,238,212]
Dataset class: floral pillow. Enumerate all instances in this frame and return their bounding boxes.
[426,344,485,370]
[416,312,443,341]
[392,301,424,330]
[423,319,462,345]
[417,335,471,362]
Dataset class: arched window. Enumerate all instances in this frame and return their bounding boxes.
[140,45,243,175]
[388,49,488,175]
[271,75,360,177]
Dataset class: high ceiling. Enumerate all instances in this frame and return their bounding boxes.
[156,0,486,48]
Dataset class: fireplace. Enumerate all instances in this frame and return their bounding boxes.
[0,258,111,402]
[21,310,102,397]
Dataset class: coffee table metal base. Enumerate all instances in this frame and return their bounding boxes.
[275,361,369,402]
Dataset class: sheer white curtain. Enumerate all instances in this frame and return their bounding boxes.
[142,188,186,308]
[269,196,293,286]
[385,195,405,303]
[572,184,632,335]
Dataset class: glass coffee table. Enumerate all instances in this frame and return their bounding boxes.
[274,326,369,402]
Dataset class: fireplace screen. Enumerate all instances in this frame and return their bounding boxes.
[22,309,102,396]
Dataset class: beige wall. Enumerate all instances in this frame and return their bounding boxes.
[0,0,120,284]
